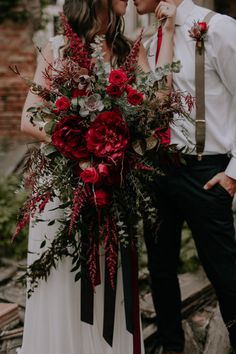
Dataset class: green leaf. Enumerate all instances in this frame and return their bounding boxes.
[40,240,46,248]
[27,107,38,113]
[71,262,80,273]
[75,272,81,282]
[41,144,57,156]
[44,120,56,135]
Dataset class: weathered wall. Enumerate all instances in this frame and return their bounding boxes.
[0,0,40,141]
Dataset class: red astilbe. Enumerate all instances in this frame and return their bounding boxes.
[170,91,195,117]
[102,215,118,289]
[13,192,52,240]
[87,220,101,289]
[60,13,92,71]
[185,93,195,112]
[122,29,144,76]
[69,184,91,234]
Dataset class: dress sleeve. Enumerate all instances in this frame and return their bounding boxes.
[49,35,65,61]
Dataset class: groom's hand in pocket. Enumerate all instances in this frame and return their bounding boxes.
[204,172,236,197]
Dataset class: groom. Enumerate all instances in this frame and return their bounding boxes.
[134,0,236,353]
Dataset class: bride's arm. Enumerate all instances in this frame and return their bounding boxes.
[21,43,54,141]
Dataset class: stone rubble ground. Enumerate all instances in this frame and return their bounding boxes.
[0,259,234,354]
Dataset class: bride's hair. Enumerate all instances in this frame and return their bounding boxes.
[63,0,131,66]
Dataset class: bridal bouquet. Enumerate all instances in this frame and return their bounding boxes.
[14,14,193,298]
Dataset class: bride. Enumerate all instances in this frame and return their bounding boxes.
[19,0,176,353]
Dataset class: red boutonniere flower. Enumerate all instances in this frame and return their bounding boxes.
[189,21,208,43]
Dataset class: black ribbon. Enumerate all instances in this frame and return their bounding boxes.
[103,258,118,346]
[120,243,134,334]
[80,237,94,325]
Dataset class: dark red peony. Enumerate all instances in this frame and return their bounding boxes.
[51,115,89,160]
[85,111,129,161]
[109,69,128,86]
[127,88,144,106]
[80,167,99,184]
[90,189,110,207]
[55,96,71,111]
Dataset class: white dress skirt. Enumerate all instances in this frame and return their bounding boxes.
[19,36,144,354]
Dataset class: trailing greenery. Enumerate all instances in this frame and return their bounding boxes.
[0,174,28,260]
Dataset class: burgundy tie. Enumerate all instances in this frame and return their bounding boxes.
[156,25,163,64]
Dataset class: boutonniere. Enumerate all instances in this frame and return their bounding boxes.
[189,21,208,50]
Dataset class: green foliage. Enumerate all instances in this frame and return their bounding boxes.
[0,0,50,24]
[0,174,28,260]
[0,0,28,23]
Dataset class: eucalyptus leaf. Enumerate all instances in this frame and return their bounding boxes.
[132,140,145,156]
[44,120,56,135]
[146,136,158,151]
[41,144,57,156]
[75,272,82,282]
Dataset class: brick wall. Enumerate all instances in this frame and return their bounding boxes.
[0,20,37,141]
[0,0,40,142]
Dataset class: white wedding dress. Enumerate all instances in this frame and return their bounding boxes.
[18,37,144,354]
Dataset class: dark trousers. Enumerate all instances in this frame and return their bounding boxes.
[144,155,236,352]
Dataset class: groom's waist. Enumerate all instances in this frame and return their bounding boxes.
[181,154,230,167]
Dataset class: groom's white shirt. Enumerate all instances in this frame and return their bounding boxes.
[145,0,236,179]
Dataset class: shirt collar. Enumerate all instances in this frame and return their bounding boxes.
[175,0,195,26]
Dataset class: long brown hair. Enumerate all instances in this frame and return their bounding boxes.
[63,0,131,66]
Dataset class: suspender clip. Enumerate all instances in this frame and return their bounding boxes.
[197,153,203,161]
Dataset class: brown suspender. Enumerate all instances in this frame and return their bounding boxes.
[195,11,216,160]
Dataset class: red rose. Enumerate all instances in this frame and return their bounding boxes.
[198,21,208,33]
[98,163,109,177]
[154,127,170,146]
[52,115,89,160]
[55,96,71,111]
[106,84,123,98]
[109,69,128,86]
[127,89,144,106]
[80,167,99,184]
[90,189,110,207]
[85,111,129,161]
[125,85,133,94]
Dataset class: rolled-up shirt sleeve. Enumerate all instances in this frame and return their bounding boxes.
[210,16,236,179]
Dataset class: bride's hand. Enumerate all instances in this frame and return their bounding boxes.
[155,0,176,34]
